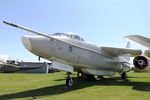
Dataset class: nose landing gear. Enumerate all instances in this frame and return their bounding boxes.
[120,72,127,80]
[66,72,73,88]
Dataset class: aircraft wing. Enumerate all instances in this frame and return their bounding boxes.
[3,21,142,57]
[3,21,108,56]
[125,35,150,48]
[101,46,142,57]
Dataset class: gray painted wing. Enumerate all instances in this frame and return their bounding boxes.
[101,46,142,57]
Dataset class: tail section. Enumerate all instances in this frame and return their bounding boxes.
[125,41,130,49]
[125,35,150,48]
[124,41,131,61]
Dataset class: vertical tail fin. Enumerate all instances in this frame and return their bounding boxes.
[125,41,130,48]
[124,41,131,61]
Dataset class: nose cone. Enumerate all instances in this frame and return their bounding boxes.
[22,35,32,51]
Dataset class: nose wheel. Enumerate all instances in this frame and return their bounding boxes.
[66,72,73,88]
[121,72,127,80]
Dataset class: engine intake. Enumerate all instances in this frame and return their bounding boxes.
[133,56,149,70]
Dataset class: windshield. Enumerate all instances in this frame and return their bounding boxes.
[53,33,69,37]
[52,32,84,41]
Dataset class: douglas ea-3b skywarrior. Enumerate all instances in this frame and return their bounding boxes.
[3,21,149,87]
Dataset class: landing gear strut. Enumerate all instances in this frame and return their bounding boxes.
[121,72,127,80]
[77,70,95,80]
[66,72,73,88]
[97,76,105,80]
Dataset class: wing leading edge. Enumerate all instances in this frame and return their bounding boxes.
[3,21,142,58]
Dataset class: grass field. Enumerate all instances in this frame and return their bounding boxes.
[0,72,150,100]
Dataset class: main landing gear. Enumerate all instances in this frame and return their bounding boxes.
[65,71,127,87]
[120,72,127,80]
[66,72,73,88]
[65,71,96,88]
[77,70,95,80]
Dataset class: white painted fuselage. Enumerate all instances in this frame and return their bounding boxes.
[22,34,123,76]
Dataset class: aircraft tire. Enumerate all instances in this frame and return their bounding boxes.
[121,72,127,80]
[66,77,73,87]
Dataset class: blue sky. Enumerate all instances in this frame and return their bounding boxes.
[0,0,150,61]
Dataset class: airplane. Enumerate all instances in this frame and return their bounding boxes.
[0,54,51,73]
[4,21,148,87]
[125,35,150,72]
[0,54,19,72]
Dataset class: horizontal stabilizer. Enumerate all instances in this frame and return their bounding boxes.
[125,35,150,48]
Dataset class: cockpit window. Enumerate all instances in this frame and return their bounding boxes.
[53,33,69,37]
[52,32,84,41]
[74,35,80,40]
[81,38,84,41]
[53,33,62,36]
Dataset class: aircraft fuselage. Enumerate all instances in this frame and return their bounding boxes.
[22,35,122,75]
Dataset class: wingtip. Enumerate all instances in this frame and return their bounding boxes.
[123,35,130,38]
[3,20,8,24]
[3,20,12,25]
[3,21,18,27]
[124,35,139,39]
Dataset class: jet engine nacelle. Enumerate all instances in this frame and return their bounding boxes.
[133,55,150,70]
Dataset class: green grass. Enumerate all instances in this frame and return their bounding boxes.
[0,72,150,100]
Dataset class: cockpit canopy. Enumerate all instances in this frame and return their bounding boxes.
[52,32,84,41]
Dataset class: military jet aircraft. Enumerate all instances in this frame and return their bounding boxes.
[0,55,19,72]
[4,21,146,87]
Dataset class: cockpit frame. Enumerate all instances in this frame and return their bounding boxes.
[52,32,84,41]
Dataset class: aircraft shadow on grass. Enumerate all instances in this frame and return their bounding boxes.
[0,77,150,99]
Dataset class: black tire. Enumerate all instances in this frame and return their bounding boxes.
[66,77,73,87]
[121,72,127,80]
